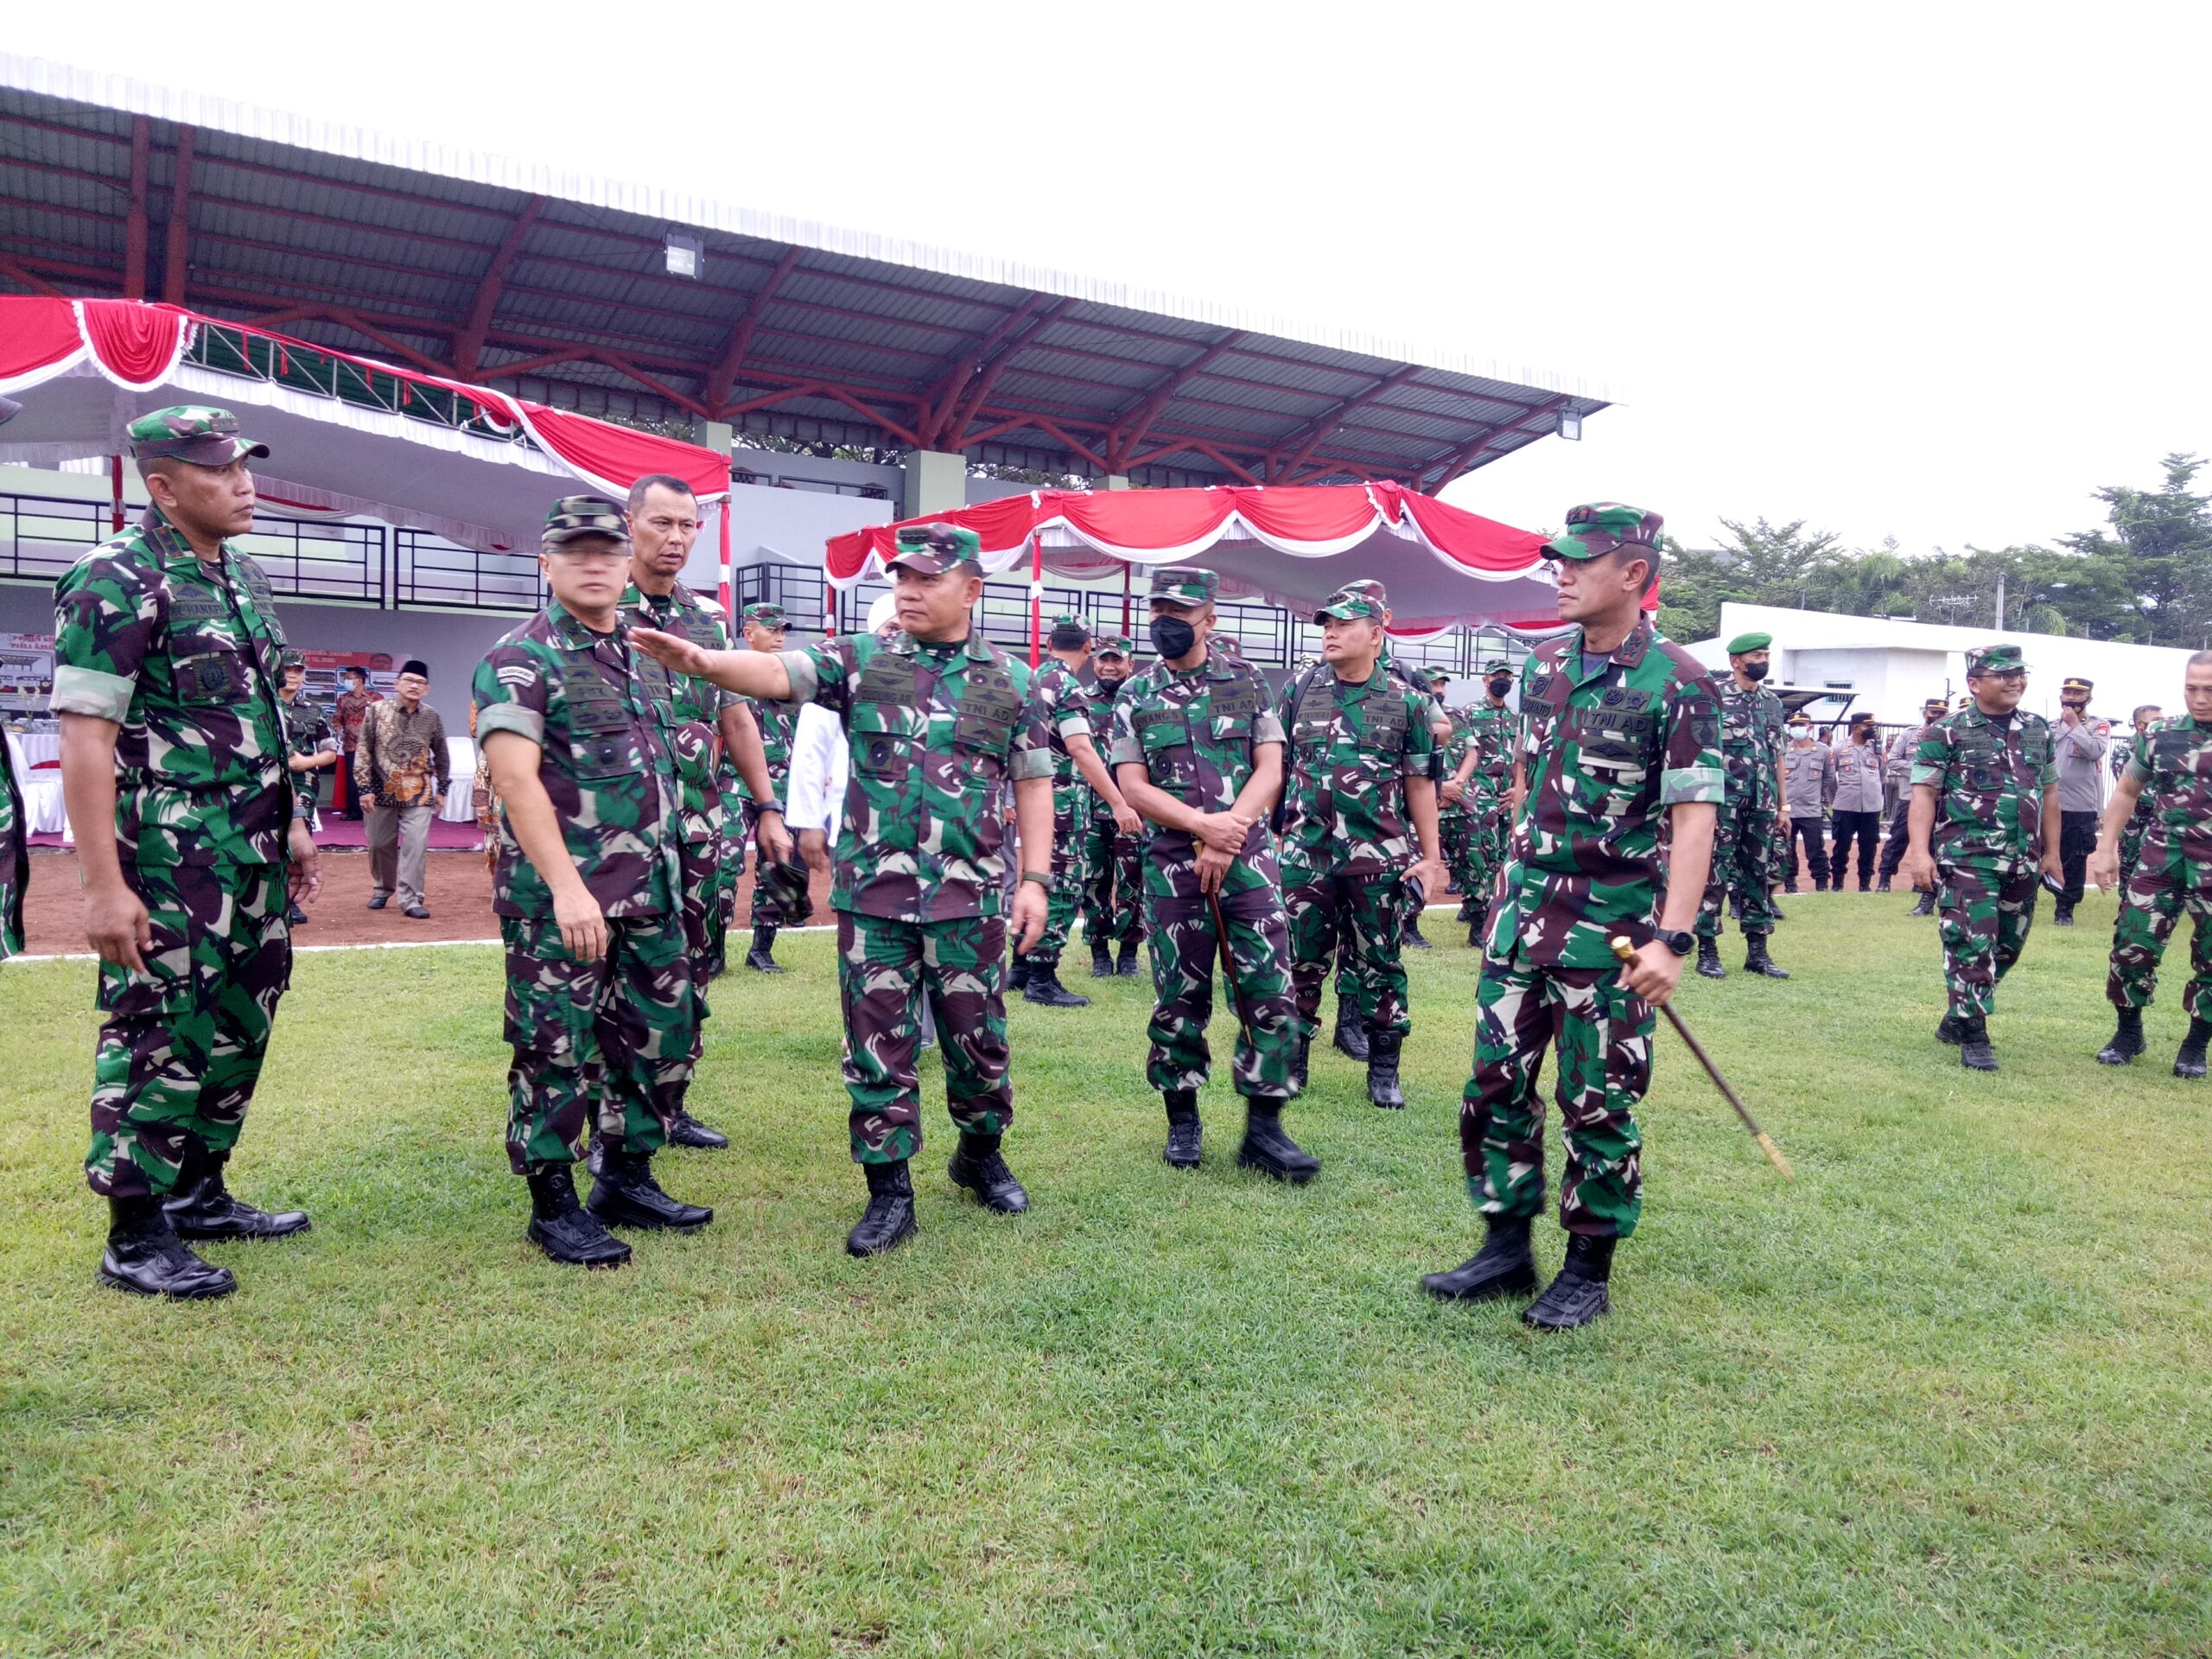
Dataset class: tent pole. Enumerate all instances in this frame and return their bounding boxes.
[716,498,732,624]
[1122,558,1132,636]
[1029,532,1043,669]
[109,455,124,532]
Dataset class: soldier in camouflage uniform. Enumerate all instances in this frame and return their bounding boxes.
[0,733,23,959]
[1080,633,1147,978]
[1881,696,1954,914]
[620,474,781,1152]
[474,497,714,1269]
[1111,567,1318,1182]
[1274,585,1446,1109]
[1422,503,1723,1332]
[2114,702,2163,891]
[1899,643,2063,1072]
[276,655,338,925]
[1694,631,1789,980]
[52,407,319,1300]
[2090,658,2212,1077]
[1446,658,1517,946]
[632,522,1053,1255]
[733,601,808,973]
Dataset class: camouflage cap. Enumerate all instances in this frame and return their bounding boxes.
[279,650,305,671]
[1095,633,1135,657]
[1313,588,1385,624]
[128,404,269,467]
[1421,665,1452,686]
[543,495,630,548]
[1726,631,1774,655]
[1544,501,1662,562]
[1967,642,2027,677]
[1479,658,1511,674]
[888,521,982,575]
[1148,566,1218,607]
[741,601,789,627]
[1048,610,1092,643]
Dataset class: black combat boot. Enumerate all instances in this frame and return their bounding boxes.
[1090,941,1116,979]
[1022,965,1090,1008]
[2054,904,2075,927]
[948,1131,1030,1212]
[2096,1007,2145,1066]
[1522,1233,1615,1331]
[1908,890,1936,917]
[1332,1001,1370,1061]
[1116,940,1142,976]
[1289,1030,1313,1096]
[666,1111,729,1150]
[1007,956,1033,994]
[1744,932,1789,980]
[1162,1090,1204,1169]
[588,1147,714,1230]
[1466,903,1488,950]
[1958,1015,1999,1072]
[2175,1016,2212,1080]
[1420,1213,1538,1303]
[164,1148,311,1241]
[1456,895,1476,922]
[1366,1030,1407,1109]
[745,925,783,974]
[1402,911,1433,950]
[1236,1101,1319,1184]
[846,1160,916,1256]
[1936,1011,1967,1046]
[287,900,308,925]
[525,1166,631,1268]
[1695,937,1726,980]
[1877,874,1892,893]
[98,1194,237,1299]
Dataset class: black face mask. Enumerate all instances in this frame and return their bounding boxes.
[1486,676,1511,697]
[1149,616,1198,660]
[1741,661,1770,682]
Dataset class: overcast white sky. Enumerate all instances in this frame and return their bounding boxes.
[15,2,2207,553]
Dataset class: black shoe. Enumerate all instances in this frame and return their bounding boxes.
[1402,916,1433,950]
[1236,1103,1319,1184]
[525,1166,631,1268]
[2097,1007,2145,1066]
[1936,1012,1967,1046]
[2054,906,2075,927]
[366,894,388,911]
[1522,1234,1615,1331]
[1289,1031,1313,1096]
[1116,942,1142,976]
[1695,938,1725,979]
[1332,1005,1370,1061]
[1022,967,1090,1008]
[1959,1018,1999,1071]
[1465,904,1489,950]
[745,925,783,974]
[1007,957,1033,993]
[846,1160,917,1255]
[1456,896,1477,922]
[98,1195,237,1298]
[948,1132,1030,1212]
[1769,899,1789,920]
[588,1149,714,1230]
[163,1150,311,1241]
[1744,933,1789,980]
[1877,876,1892,893]
[1162,1090,1204,1169]
[666,1111,729,1151]
[1090,945,1116,979]
[286,901,308,925]
[1908,892,1936,917]
[1421,1214,1538,1302]
[2176,1017,2211,1080]
[1783,882,1800,895]
[404,905,430,919]
[1366,1030,1406,1109]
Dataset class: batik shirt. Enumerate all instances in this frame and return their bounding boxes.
[1273,663,1436,876]
[1109,645,1286,897]
[1911,706,2057,867]
[49,505,293,866]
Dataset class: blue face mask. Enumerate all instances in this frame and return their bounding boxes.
[1149,615,1198,659]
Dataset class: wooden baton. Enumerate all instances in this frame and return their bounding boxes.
[1610,935,1794,1179]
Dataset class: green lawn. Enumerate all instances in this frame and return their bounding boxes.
[3,894,2209,1657]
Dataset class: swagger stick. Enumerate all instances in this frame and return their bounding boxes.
[1610,936,1795,1179]
[1208,889,1255,1039]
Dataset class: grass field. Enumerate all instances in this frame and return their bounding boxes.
[3,892,2209,1656]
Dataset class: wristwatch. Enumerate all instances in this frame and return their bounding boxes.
[1020,870,1052,888]
[1654,928,1696,958]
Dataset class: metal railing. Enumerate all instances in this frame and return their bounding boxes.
[188,321,530,448]
[393,529,546,612]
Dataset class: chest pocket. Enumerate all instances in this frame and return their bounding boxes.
[1135,707,1193,786]
[2152,728,2200,788]
[679,613,721,650]
[560,668,639,779]
[1205,676,1261,744]
[856,652,919,708]
[169,598,246,704]
[1292,680,1336,748]
[1573,709,1655,770]
[175,645,246,705]
[1360,697,1408,756]
[954,663,1023,755]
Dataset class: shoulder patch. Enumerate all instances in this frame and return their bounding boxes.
[496,664,537,690]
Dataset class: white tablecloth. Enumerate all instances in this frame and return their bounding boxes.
[442,736,478,823]
[7,732,67,837]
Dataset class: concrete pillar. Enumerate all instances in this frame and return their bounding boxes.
[904,448,966,518]
[696,420,734,460]
[1100,474,1132,491]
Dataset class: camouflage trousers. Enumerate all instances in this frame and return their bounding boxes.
[2106,852,2212,1015]
[1022,784,1092,969]
[743,798,810,929]
[1080,808,1143,949]
[1452,800,1508,906]
[2119,808,2153,892]
[677,814,727,1020]
[1697,802,1781,938]
[1285,861,1410,1040]
[837,908,1012,1164]
[1460,946,1649,1238]
[1143,867,1297,1099]
[501,912,693,1173]
[86,861,291,1198]
[1440,813,1469,890]
[1936,859,2038,1020]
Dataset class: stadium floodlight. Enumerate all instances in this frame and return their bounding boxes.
[1557,409,1582,442]
[664,232,703,280]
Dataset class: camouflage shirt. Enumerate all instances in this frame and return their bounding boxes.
[49,506,294,866]
[736,687,798,809]
[1109,645,1286,895]
[1911,706,2057,867]
[1029,658,1096,791]
[622,578,734,830]
[279,694,337,814]
[1274,662,1437,875]
[2122,716,2212,868]
[473,601,680,920]
[1716,680,1788,812]
[1457,701,1516,810]
[1491,619,1725,969]
[778,626,1052,922]
[1083,677,1134,820]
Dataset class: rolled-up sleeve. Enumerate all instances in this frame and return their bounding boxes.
[1660,674,1726,805]
[51,556,156,722]
[472,648,547,747]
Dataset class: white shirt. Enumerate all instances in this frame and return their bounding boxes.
[785,702,849,835]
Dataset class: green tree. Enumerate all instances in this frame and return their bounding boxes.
[2059,453,2212,646]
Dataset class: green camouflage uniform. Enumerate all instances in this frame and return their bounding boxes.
[1110,575,1297,1100]
[1452,692,1516,906]
[1275,613,1437,1044]
[1440,706,1471,882]
[278,687,337,820]
[1466,505,1725,1240]
[1079,639,1144,952]
[777,612,1052,1163]
[1696,676,1787,939]
[475,505,693,1173]
[1911,683,2057,1020]
[1019,624,1098,971]
[52,409,300,1200]
[2115,737,2155,888]
[0,734,22,957]
[735,674,804,927]
[2107,717,2212,1015]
